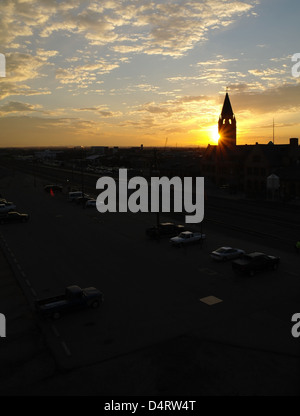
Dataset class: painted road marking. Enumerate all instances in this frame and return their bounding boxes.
[61,341,71,357]
[30,288,37,297]
[51,324,60,338]
[200,296,223,306]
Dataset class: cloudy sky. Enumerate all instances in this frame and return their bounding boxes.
[0,0,299,147]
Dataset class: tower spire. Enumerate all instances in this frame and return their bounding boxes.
[218,91,236,148]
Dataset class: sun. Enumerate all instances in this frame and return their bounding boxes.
[210,125,220,144]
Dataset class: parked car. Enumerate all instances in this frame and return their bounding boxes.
[210,246,245,262]
[35,285,104,319]
[0,211,29,224]
[232,252,280,276]
[146,222,185,239]
[75,196,92,205]
[85,199,97,208]
[44,184,63,193]
[3,201,16,209]
[0,203,16,213]
[68,191,89,202]
[170,231,206,246]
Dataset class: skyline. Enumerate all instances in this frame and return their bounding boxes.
[0,0,300,148]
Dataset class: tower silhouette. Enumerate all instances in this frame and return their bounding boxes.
[218,92,236,148]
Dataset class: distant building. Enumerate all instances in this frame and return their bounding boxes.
[35,149,58,160]
[90,146,109,155]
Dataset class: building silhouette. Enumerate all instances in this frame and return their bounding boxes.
[218,92,236,149]
[202,92,300,199]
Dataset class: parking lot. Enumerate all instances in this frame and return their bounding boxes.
[0,166,299,395]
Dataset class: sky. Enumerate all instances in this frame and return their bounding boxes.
[0,0,299,148]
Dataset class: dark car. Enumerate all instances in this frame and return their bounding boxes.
[232,252,280,276]
[146,222,185,239]
[0,211,29,224]
[210,246,245,261]
[44,184,63,193]
[35,285,103,319]
[75,196,92,205]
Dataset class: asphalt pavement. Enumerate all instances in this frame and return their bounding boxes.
[0,166,299,395]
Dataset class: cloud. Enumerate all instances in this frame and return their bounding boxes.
[0,0,79,47]
[0,114,99,147]
[55,61,119,85]
[0,80,51,100]
[5,52,50,82]
[227,81,300,114]
[0,51,53,99]
[1,0,258,58]
[0,100,42,114]
[73,106,122,117]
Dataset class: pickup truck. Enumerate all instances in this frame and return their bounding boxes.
[35,285,103,319]
[0,211,29,224]
[146,222,185,239]
[232,252,280,276]
[170,231,206,247]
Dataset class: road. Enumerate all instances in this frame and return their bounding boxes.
[8,160,300,246]
[0,165,299,395]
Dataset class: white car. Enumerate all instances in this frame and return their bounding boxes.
[85,199,96,208]
[210,247,245,262]
[170,231,206,246]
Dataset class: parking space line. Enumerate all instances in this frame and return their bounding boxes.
[200,296,223,305]
[61,341,71,357]
[30,287,37,297]
[51,324,60,338]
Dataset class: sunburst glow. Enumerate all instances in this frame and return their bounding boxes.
[210,125,220,144]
